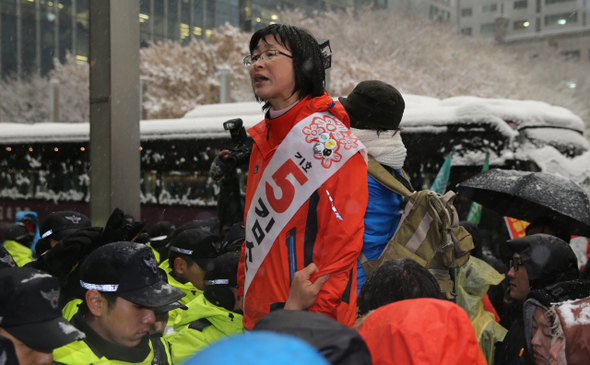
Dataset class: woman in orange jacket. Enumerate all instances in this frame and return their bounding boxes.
[237,24,368,330]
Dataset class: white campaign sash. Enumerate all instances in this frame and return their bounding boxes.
[243,111,366,297]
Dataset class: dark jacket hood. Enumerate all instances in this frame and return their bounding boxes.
[507,234,579,290]
[254,309,371,365]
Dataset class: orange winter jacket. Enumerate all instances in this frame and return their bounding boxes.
[237,93,368,330]
[358,298,488,365]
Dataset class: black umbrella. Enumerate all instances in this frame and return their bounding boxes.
[458,169,590,237]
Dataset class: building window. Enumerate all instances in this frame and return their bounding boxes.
[461,8,472,16]
[461,27,472,35]
[545,12,578,26]
[481,23,495,33]
[482,4,498,12]
[430,5,439,18]
[514,20,531,29]
[560,50,580,61]
[546,0,575,4]
[514,0,528,9]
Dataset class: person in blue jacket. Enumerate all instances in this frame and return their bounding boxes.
[339,80,411,294]
[15,211,40,258]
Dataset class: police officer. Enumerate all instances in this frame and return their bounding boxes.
[52,241,185,365]
[0,267,85,365]
[166,252,243,363]
[159,228,221,330]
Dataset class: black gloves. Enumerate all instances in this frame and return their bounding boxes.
[100,208,146,245]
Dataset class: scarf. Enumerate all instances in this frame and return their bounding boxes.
[351,128,407,170]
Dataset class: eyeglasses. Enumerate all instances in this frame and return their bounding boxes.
[243,50,293,67]
[509,259,524,272]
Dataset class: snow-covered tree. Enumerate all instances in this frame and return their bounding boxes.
[140,24,252,119]
[49,53,90,123]
[284,8,590,127]
[0,9,588,130]
[0,74,49,124]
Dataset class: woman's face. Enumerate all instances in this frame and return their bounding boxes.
[249,35,298,110]
[531,306,552,365]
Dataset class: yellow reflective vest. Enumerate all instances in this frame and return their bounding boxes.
[165,294,243,364]
[62,299,83,321]
[2,240,33,267]
[159,259,203,328]
[53,333,173,365]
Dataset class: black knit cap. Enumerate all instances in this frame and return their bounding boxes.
[339,80,405,130]
[79,241,185,308]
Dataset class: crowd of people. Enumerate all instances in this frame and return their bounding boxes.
[2,23,590,365]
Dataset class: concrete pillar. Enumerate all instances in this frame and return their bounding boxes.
[89,0,141,227]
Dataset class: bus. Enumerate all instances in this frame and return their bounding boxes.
[0,96,588,239]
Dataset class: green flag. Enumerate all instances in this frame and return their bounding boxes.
[431,149,454,194]
[466,152,490,224]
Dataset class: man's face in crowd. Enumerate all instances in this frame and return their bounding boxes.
[178,258,207,291]
[530,306,552,365]
[93,296,156,347]
[0,328,53,365]
[507,253,530,303]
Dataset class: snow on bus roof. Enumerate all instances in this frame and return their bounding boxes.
[0,102,265,144]
[400,95,585,137]
[0,96,584,144]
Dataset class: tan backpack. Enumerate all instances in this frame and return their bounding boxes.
[360,158,474,299]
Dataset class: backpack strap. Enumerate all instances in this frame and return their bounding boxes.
[367,156,414,197]
[188,318,213,332]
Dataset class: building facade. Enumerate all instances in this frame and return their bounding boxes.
[386,0,590,63]
[0,0,352,78]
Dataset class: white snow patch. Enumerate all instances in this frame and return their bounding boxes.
[59,321,84,337]
[21,272,53,283]
[558,300,590,328]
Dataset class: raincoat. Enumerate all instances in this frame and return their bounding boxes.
[455,256,507,364]
[2,240,33,267]
[238,93,368,329]
[356,156,407,293]
[53,313,173,365]
[15,211,40,257]
[553,296,590,365]
[165,294,243,364]
[358,298,487,365]
[523,280,590,365]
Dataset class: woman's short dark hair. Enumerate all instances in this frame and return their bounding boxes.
[248,24,326,110]
[357,258,443,316]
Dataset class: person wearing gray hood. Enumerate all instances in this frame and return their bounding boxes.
[523,280,590,365]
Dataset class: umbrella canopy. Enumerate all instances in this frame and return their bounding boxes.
[458,169,590,237]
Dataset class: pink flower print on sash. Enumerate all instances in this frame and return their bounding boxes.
[302,114,360,169]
